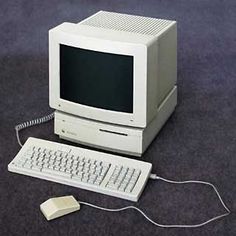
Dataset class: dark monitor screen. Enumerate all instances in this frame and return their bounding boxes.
[60,45,133,113]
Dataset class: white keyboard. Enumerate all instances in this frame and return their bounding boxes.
[8,137,152,201]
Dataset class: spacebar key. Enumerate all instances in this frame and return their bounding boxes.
[42,168,71,178]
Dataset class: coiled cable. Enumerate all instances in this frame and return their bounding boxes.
[15,112,54,147]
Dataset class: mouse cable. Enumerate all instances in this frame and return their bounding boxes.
[15,112,54,147]
[79,174,230,228]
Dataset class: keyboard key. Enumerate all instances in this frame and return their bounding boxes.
[71,170,77,175]
[60,167,66,172]
[54,161,61,166]
[61,152,68,159]
[76,172,83,178]
[15,159,26,166]
[39,162,45,167]
[54,166,60,171]
[42,168,71,178]
[89,174,97,181]
[107,185,116,190]
[32,166,42,171]
[88,179,95,184]
[119,185,126,191]
[72,176,82,182]
[82,178,88,183]
[23,163,32,169]
[83,173,90,178]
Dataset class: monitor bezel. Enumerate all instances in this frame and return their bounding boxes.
[49,25,147,128]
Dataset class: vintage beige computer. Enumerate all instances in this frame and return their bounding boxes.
[49,11,177,156]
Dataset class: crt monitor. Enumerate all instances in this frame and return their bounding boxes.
[49,20,152,128]
[49,11,177,156]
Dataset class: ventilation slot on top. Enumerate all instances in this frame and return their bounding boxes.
[81,11,173,36]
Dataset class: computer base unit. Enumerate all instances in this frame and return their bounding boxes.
[54,86,177,157]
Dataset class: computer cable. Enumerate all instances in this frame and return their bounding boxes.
[15,112,54,147]
[78,174,230,228]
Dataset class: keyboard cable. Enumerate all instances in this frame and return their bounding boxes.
[15,112,54,147]
[79,174,230,228]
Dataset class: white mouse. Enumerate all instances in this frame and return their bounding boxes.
[40,195,80,221]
